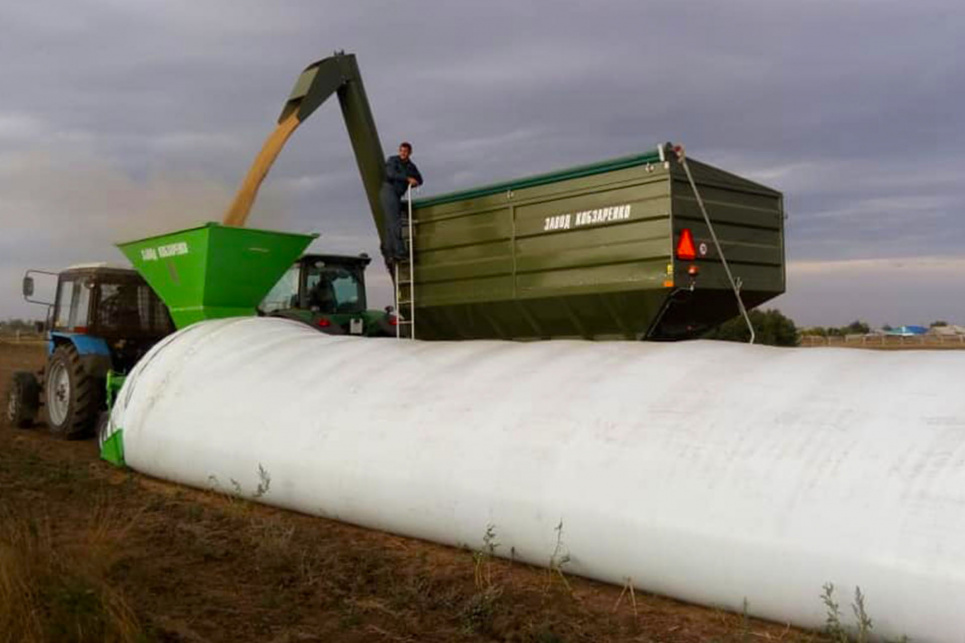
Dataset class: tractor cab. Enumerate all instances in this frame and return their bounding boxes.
[8,264,174,438]
[38,264,174,371]
[261,253,394,336]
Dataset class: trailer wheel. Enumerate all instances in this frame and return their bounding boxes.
[6,371,40,428]
[44,344,103,439]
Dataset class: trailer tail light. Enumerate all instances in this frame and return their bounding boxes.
[676,228,696,261]
[688,264,699,276]
[388,314,398,326]
[317,318,331,328]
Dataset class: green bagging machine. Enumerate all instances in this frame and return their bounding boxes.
[117,223,317,329]
[101,223,316,467]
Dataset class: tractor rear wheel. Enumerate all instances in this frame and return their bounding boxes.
[44,344,103,439]
[6,371,40,428]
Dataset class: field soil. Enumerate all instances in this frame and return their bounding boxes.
[1,340,823,643]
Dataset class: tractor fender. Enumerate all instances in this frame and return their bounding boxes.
[49,333,113,379]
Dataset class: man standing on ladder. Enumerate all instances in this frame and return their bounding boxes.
[380,142,423,270]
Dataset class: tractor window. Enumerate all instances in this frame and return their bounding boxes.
[306,264,363,314]
[54,279,91,330]
[97,282,173,334]
[261,265,300,314]
[54,282,72,328]
[99,283,141,330]
[332,275,361,310]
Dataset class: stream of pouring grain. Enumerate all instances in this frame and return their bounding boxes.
[222,112,301,227]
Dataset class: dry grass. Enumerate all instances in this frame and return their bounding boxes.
[0,499,147,643]
[0,442,829,643]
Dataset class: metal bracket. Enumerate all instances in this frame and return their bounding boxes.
[676,145,756,345]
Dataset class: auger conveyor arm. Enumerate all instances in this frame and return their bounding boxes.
[280,52,388,242]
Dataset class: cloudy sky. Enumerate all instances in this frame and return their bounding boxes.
[1,0,962,327]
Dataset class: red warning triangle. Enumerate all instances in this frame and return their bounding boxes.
[676,228,697,261]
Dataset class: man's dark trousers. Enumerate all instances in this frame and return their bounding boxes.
[380,183,406,263]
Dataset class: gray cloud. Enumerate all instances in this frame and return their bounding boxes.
[1,0,963,326]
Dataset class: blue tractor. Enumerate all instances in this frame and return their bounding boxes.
[6,264,174,438]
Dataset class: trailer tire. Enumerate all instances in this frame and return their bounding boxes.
[6,371,40,428]
[44,344,103,439]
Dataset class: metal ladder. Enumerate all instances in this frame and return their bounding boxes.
[394,186,416,339]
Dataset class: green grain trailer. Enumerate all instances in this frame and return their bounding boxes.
[406,149,785,340]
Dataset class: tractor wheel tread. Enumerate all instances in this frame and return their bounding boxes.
[44,344,104,440]
[6,371,40,428]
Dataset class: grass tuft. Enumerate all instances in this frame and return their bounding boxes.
[852,586,873,643]
[460,584,502,635]
[472,523,498,590]
[0,501,147,643]
[548,519,572,592]
[822,583,886,643]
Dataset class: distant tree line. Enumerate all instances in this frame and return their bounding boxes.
[0,318,44,333]
[702,308,799,346]
[800,320,871,338]
[802,320,952,336]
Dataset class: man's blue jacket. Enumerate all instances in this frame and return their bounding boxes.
[385,155,423,198]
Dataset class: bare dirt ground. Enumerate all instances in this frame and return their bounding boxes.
[0,341,825,643]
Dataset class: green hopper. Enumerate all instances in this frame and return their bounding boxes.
[117,223,317,329]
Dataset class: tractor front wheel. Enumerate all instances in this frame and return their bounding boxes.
[44,345,103,439]
[6,371,40,428]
